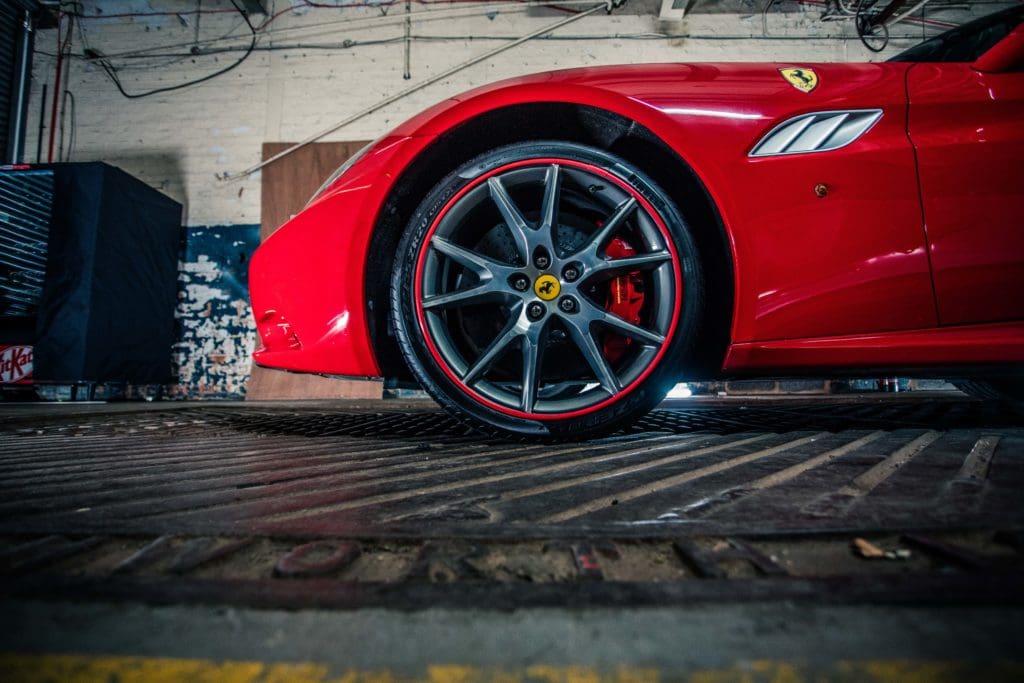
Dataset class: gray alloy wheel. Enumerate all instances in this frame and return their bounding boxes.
[391,141,705,438]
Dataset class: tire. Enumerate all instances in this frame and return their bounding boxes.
[390,141,705,438]
[953,379,1024,402]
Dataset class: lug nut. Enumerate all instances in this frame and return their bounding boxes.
[533,248,551,270]
[527,302,546,321]
[558,296,577,313]
[563,265,580,282]
[511,274,530,291]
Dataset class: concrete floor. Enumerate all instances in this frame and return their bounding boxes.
[4,600,1024,681]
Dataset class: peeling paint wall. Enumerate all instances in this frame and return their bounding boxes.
[171,225,260,398]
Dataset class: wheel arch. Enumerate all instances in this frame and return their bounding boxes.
[366,101,734,384]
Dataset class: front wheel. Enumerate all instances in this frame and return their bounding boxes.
[390,141,705,438]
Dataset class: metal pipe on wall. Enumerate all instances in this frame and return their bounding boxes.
[34,83,45,164]
[46,12,65,163]
[8,9,34,164]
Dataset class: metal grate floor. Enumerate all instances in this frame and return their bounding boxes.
[1,396,1022,538]
[2,396,1024,609]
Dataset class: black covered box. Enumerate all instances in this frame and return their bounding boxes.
[0,162,182,383]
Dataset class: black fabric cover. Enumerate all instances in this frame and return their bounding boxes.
[32,162,181,382]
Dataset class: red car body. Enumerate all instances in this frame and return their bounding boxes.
[249,20,1024,387]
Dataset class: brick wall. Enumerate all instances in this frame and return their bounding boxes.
[24,0,968,226]
[21,1,991,396]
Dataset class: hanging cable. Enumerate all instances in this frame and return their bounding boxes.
[88,0,257,99]
[78,0,600,62]
[856,0,889,51]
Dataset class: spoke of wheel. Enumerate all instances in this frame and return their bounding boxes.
[487,176,532,265]
[592,306,666,347]
[422,283,504,310]
[431,236,508,279]
[563,317,620,395]
[520,324,549,413]
[586,251,672,280]
[462,309,523,386]
[539,164,561,232]
[577,197,637,257]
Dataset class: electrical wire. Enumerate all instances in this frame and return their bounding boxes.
[87,0,257,98]
[225,0,610,179]
[73,0,599,62]
[48,0,979,90]
[39,28,947,68]
[62,0,574,26]
[798,0,958,29]
[40,28,947,64]
[60,5,238,19]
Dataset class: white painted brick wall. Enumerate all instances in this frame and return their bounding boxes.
[24,0,974,226]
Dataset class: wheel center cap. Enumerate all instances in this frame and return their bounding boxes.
[534,274,560,301]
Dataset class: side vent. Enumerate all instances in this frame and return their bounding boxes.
[750,110,883,157]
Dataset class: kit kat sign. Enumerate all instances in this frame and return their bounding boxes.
[0,345,33,384]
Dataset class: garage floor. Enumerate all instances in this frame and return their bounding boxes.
[2,395,1024,680]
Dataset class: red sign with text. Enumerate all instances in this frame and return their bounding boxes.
[0,345,33,384]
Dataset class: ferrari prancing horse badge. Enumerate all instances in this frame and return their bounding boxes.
[780,67,819,93]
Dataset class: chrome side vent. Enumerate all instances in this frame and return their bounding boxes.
[750,109,883,157]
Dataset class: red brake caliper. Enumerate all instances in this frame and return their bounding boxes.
[603,237,644,364]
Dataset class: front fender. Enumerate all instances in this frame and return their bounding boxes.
[250,135,429,376]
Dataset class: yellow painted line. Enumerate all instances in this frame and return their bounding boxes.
[0,654,329,683]
[6,655,1021,683]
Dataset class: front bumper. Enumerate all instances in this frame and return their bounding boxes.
[248,135,422,378]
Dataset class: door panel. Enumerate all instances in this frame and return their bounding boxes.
[907,63,1024,326]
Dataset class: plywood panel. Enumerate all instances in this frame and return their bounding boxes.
[248,141,380,401]
[260,141,370,240]
[246,367,382,400]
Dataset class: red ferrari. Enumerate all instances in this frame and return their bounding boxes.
[250,6,1024,437]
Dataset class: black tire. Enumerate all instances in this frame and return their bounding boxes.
[953,379,1024,402]
[390,141,705,438]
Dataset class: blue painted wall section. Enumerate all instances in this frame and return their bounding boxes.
[171,225,260,398]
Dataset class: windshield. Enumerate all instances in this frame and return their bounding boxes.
[889,5,1024,63]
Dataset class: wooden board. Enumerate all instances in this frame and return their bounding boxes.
[259,141,370,240]
[247,141,381,401]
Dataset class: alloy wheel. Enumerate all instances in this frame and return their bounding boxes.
[413,157,683,419]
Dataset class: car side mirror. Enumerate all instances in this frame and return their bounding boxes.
[972,23,1024,73]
